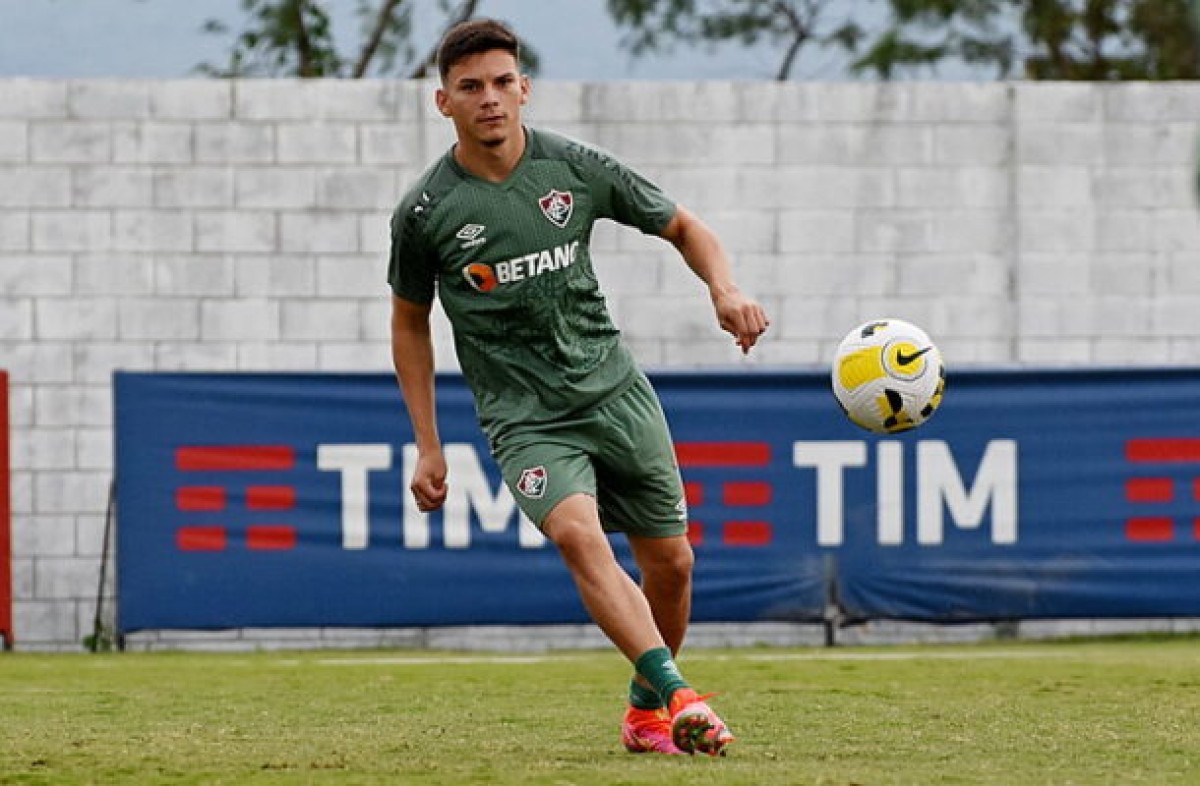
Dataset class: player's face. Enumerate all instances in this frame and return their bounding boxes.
[436,50,529,149]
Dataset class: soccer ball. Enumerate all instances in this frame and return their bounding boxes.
[831,318,945,434]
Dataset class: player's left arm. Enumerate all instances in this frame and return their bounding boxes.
[659,205,770,354]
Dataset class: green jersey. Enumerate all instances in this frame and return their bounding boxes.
[388,127,677,441]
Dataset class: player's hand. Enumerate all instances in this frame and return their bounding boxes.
[713,288,770,354]
[410,449,448,512]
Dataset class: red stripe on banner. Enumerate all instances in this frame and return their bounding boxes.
[175,446,295,472]
[723,481,772,506]
[247,525,296,550]
[1124,478,1173,503]
[1125,517,1174,542]
[1194,518,1200,541]
[177,526,228,551]
[722,521,773,546]
[0,370,11,648]
[686,521,704,546]
[675,442,770,467]
[1126,439,1200,463]
[246,486,296,510]
[683,482,704,507]
[175,486,226,511]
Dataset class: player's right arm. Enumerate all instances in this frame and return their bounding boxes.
[391,295,448,512]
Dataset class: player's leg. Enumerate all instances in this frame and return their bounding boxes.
[627,533,693,656]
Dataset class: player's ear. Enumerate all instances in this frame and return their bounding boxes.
[519,74,530,106]
[435,88,452,118]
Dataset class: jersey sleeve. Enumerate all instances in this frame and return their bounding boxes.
[387,203,437,305]
[570,142,677,235]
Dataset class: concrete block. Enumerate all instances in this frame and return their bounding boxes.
[318,342,388,371]
[279,212,359,253]
[117,298,200,340]
[34,556,101,600]
[639,166,739,211]
[233,254,317,297]
[281,300,361,341]
[30,121,111,163]
[1095,167,1176,209]
[1105,82,1200,122]
[154,167,235,208]
[33,470,111,513]
[35,297,117,341]
[358,299,390,342]
[150,81,233,120]
[360,213,392,256]
[779,210,855,253]
[1018,209,1095,253]
[12,557,33,599]
[897,167,1009,208]
[112,122,193,164]
[277,124,357,164]
[1016,83,1101,122]
[316,255,384,297]
[0,343,72,382]
[0,299,32,340]
[1152,210,1200,252]
[524,81,584,124]
[113,210,194,252]
[11,514,75,556]
[359,123,422,165]
[1018,123,1103,165]
[201,299,279,341]
[74,253,155,295]
[855,209,935,254]
[1017,253,1092,296]
[0,80,68,118]
[1103,122,1195,165]
[0,255,72,295]
[743,166,895,209]
[0,210,30,249]
[13,600,78,644]
[1092,336,1170,365]
[1152,296,1200,337]
[72,166,153,207]
[31,211,111,252]
[700,209,778,254]
[236,342,318,370]
[316,168,397,210]
[932,211,1011,254]
[596,123,776,166]
[234,167,317,209]
[68,81,149,118]
[33,384,110,428]
[898,253,1010,297]
[0,166,70,207]
[11,471,31,513]
[934,126,1010,166]
[154,342,237,370]
[778,125,934,166]
[0,120,27,162]
[72,341,156,382]
[591,253,660,295]
[585,82,738,123]
[908,83,1010,124]
[196,122,275,163]
[236,80,399,121]
[1095,210,1151,253]
[619,294,714,341]
[154,255,235,297]
[1017,337,1092,364]
[194,211,277,253]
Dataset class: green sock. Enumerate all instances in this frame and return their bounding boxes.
[628,678,665,710]
[634,647,689,707]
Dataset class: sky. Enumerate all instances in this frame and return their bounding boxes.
[0,0,885,81]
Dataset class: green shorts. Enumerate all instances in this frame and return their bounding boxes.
[491,374,687,538]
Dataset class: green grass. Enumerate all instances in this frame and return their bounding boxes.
[3,638,1200,785]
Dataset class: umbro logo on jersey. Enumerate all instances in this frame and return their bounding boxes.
[456,223,487,249]
[538,189,573,228]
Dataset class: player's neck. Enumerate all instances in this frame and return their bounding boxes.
[453,127,527,184]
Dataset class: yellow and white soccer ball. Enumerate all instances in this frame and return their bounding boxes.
[831,318,945,434]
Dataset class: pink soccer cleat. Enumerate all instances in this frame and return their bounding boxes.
[621,705,685,755]
[668,688,735,756]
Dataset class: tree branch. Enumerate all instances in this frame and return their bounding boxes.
[353,0,406,78]
[293,0,317,77]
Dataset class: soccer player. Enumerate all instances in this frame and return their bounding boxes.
[387,18,769,756]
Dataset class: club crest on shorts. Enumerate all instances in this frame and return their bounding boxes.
[538,189,573,228]
[517,466,548,499]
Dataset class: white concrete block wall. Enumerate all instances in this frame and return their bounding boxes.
[1,79,1198,650]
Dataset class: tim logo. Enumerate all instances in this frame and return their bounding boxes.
[173,445,298,552]
[677,441,774,547]
[538,189,573,228]
[1124,438,1200,542]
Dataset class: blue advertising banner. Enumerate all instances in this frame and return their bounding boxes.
[115,368,1200,633]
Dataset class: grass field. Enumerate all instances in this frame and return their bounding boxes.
[3,637,1199,785]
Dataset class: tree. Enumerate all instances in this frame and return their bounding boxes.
[854,0,1200,80]
[605,0,866,81]
[198,0,538,79]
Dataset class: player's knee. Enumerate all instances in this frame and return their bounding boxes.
[645,542,694,584]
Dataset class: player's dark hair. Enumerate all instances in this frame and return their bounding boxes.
[436,18,520,80]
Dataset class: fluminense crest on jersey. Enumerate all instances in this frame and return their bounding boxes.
[538,189,573,228]
[517,466,547,498]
